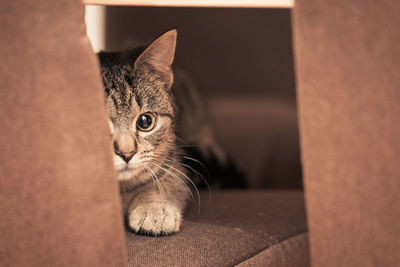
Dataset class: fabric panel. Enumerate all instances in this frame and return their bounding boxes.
[0,0,127,266]
[293,1,400,266]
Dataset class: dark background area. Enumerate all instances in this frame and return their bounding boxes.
[104,7,302,189]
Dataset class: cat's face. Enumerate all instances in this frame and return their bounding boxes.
[101,30,177,184]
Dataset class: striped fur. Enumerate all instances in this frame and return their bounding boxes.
[99,30,189,236]
[99,30,245,236]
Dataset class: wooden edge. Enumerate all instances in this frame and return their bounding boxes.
[83,0,294,8]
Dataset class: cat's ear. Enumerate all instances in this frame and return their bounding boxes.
[134,29,177,88]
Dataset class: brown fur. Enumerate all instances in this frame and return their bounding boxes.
[99,29,242,236]
[100,30,190,236]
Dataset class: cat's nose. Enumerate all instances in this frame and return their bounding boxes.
[113,139,137,163]
[116,151,136,163]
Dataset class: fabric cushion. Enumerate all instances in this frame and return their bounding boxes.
[125,191,308,266]
[293,0,400,266]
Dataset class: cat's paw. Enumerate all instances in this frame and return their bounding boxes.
[128,202,182,236]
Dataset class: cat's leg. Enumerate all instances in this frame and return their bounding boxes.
[127,177,188,236]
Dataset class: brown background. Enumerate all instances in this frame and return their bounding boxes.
[104,7,302,188]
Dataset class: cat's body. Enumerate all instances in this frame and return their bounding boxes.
[99,30,244,236]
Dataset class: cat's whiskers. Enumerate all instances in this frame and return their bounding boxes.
[152,149,210,187]
[150,158,201,212]
[161,162,201,210]
[182,155,208,169]
[149,149,213,211]
[176,144,207,149]
[152,149,206,168]
[175,136,186,144]
[144,165,165,198]
[164,148,210,171]
[174,150,212,177]
[164,157,211,206]
[149,162,196,206]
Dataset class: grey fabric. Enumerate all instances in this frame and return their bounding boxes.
[237,233,309,267]
[126,191,307,266]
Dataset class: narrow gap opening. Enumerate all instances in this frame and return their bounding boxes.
[87,6,303,189]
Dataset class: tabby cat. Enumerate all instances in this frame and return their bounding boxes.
[99,29,244,236]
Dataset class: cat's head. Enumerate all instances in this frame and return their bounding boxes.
[99,30,178,183]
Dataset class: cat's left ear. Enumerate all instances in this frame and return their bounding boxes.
[134,29,177,89]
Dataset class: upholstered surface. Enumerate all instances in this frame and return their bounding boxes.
[237,233,308,267]
[0,0,127,266]
[293,0,400,266]
[126,191,308,266]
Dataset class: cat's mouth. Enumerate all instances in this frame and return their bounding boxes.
[118,166,134,173]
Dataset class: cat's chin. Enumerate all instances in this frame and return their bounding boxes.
[116,168,136,180]
[115,165,148,182]
[117,166,155,194]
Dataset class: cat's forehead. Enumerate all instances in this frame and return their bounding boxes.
[106,89,139,118]
[105,82,173,121]
[101,57,175,120]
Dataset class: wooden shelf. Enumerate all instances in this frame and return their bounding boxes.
[83,0,294,8]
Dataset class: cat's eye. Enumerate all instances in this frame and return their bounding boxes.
[137,113,156,132]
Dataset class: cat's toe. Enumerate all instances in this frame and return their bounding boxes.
[128,202,182,236]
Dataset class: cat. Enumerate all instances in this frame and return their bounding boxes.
[98,29,245,236]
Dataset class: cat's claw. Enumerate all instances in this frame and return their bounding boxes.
[128,202,182,236]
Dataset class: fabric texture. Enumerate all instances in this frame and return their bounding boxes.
[0,2,308,266]
[293,1,400,266]
[125,191,308,266]
[0,0,127,266]
[237,233,309,267]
